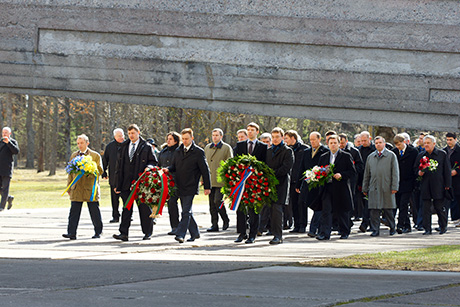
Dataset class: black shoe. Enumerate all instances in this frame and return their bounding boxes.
[340,234,349,239]
[92,234,101,239]
[283,225,291,230]
[439,228,447,234]
[359,224,367,233]
[207,226,219,232]
[234,234,248,243]
[152,218,157,225]
[113,234,128,241]
[402,228,412,233]
[245,237,255,244]
[143,235,151,240]
[187,235,200,242]
[353,217,362,221]
[298,228,306,233]
[175,236,184,243]
[266,231,273,236]
[389,229,396,236]
[316,235,330,241]
[168,228,177,235]
[435,227,441,232]
[109,218,119,223]
[416,225,424,231]
[396,228,403,234]
[7,196,14,210]
[290,228,300,233]
[307,232,317,238]
[423,230,432,235]
[257,231,263,236]
[269,237,283,244]
[62,234,76,240]
[223,221,229,230]
[370,231,379,237]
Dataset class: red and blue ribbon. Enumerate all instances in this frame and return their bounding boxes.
[220,167,253,211]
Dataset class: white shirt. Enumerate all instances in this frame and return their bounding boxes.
[330,150,338,164]
[184,143,192,152]
[130,139,140,153]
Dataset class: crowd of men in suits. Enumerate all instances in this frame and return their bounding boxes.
[59,123,460,244]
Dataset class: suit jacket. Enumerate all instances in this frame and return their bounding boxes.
[116,137,158,192]
[318,149,356,212]
[444,144,460,195]
[342,142,364,190]
[0,138,19,177]
[289,142,309,185]
[67,148,103,202]
[169,142,211,196]
[234,139,267,162]
[266,142,294,205]
[414,147,451,200]
[392,145,418,194]
[358,143,376,185]
[102,139,123,186]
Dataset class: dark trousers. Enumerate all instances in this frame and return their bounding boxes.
[0,175,11,209]
[67,201,103,236]
[395,192,412,230]
[423,199,447,232]
[309,210,321,234]
[360,193,370,229]
[353,186,363,219]
[259,204,271,232]
[208,187,229,228]
[448,195,460,221]
[319,191,350,238]
[298,185,309,229]
[369,209,395,235]
[413,188,424,227]
[167,194,179,230]
[110,185,121,220]
[237,208,259,239]
[288,185,300,229]
[176,195,200,238]
[271,202,284,239]
[119,191,153,236]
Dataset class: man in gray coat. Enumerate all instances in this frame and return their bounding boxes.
[362,136,399,237]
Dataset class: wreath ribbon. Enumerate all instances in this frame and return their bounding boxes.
[220,167,253,211]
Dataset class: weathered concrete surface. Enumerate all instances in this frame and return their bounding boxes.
[0,1,460,130]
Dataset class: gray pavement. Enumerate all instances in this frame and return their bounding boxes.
[1,206,460,306]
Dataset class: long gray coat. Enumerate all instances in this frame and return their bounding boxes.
[362,148,400,209]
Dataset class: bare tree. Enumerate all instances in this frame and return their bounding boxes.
[25,95,35,168]
[48,97,59,176]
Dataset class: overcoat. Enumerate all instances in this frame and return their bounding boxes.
[102,139,122,187]
[0,138,19,177]
[362,148,400,209]
[391,145,418,194]
[443,144,460,195]
[266,142,294,205]
[68,148,103,202]
[204,141,233,188]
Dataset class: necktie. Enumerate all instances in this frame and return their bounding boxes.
[129,143,136,162]
[378,152,382,158]
[400,150,404,157]
[248,141,254,155]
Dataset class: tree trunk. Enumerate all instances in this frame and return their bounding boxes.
[64,98,71,160]
[5,93,14,127]
[93,100,102,153]
[37,99,45,173]
[44,98,51,170]
[25,95,35,168]
[48,97,58,176]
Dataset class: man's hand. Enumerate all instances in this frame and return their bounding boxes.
[114,188,121,194]
[452,170,457,176]
[144,167,151,172]
[333,173,342,180]
[2,137,9,144]
[204,189,211,196]
[418,171,424,177]
[391,190,397,194]
[363,192,367,196]
[446,187,450,190]
[295,188,300,193]
[162,168,169,173]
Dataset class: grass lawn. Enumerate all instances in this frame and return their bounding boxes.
[8,168,209,209]
[303,245,460,272]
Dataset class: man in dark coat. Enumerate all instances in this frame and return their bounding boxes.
[284,130,309,232]
[102,128,125,223]
[296,132,329,235]
[358,131,376,232]
[234,122,268,244]
[0,127,19,211]
[444,132,460,225]
[392,134,418,233]
[113,124,158,241]
[266,128,294,244]
[317,135,356,240]
[158,131,181,235]
[167,128,211,243]
[414,135,451,235]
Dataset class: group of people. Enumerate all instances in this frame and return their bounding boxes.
[3,121,453,244]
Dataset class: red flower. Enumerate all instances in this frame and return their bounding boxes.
[257,189,261,193]
[230,166,236,170]
[142,193,146,197]
[263,182,269,186]
[148,198,153,203]
[257,197,262,201]
[153,173,158,178]
[250,198,255,203]
[170,181,175,187]
[225,174,230,178]
[150,188,156,193]
[264,192,269,196]
[140,198,146,203]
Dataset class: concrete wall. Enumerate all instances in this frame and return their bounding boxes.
[1,0,459,131]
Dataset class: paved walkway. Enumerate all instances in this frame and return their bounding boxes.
[0,206,459,306]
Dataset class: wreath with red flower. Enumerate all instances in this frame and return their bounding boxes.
[128,166,176,218]
[217,154,278,214]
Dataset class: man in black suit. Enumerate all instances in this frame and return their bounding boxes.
[414,135,451,235]
[0,127,19,211]
[358,131,376,232]
[444,132,460,226]
[102,128,125,223]
[284,130,309,233]
[167,128,211,243]
[234,122,268,244]
[392,134,418,233]
[113,124,158,241]
[296,132,329,235]
[266,127,294,244]
[317,135,356,240]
